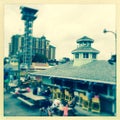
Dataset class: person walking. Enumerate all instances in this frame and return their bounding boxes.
[86,89,94,110]
[63,104,68,116]
[47,106,53,116]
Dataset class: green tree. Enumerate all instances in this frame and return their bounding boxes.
[32,53,48,63]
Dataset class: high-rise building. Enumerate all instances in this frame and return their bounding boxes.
[9,34,23,56]
[49,45,56,60]
[9,34,56,62]
[32,36,56,60]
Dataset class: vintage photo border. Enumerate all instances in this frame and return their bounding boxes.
[0,0,119,120]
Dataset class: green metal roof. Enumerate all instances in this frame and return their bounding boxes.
[30,60,116,85]
[76,36,94,43]
[72,46,100,54]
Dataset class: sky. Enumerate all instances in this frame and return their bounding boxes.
[4,4,116,60]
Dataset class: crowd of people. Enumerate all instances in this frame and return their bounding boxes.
[22,85,72,116]
[6,74,100,116]
[39,96,77,116]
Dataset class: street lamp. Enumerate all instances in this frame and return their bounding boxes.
[16,51,22,85]
[103,28,117,64]
[103,29,116,115]
[103,28,117,54]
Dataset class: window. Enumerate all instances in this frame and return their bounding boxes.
[77,82,88,90]
[83,53,89,58]
[83,42,87,46]
[93,84,107,95]
[92,53,96,59]
[75,53,79,58]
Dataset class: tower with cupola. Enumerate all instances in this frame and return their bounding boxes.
[72,36,99,66]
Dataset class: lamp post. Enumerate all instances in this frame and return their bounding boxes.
[103,28,117,55]
[103,29,116,115]
[16,51,21,85]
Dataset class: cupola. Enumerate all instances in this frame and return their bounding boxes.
[72,36,99,66]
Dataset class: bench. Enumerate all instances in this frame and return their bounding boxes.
[10,91,17,96]
[10,91,15,95]
[23,81,31,84]
[17,97,34,106]
[10,91,20,96]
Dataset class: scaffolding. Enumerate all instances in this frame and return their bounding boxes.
[20,6,38,70]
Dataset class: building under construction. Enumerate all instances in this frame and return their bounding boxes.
[20,6,38,69]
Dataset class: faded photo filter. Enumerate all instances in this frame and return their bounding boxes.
[4,4,116,116]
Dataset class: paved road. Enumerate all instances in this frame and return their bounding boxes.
[4,93,40,116]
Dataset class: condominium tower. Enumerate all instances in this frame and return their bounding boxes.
[9,34,56,62]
